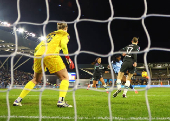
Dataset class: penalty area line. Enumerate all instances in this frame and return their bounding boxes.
[0,116,170,120]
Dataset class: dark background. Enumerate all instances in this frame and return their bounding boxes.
[0,0,170,73]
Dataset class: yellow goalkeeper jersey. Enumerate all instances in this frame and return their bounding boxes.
[34,30,70,56]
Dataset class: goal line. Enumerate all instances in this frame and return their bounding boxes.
[0,116,170,120]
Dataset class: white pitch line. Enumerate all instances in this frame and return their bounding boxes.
[0,116,170,120]
[0,95,97,97]
[0,95,170,97]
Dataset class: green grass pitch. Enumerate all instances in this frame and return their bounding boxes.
[0,88,170,121]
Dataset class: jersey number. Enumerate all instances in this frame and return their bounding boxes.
[127,47,133,54]
[47,34,55,43]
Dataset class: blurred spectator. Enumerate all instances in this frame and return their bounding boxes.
[0,68,33,88]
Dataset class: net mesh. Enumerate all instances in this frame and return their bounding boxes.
[0,0,170,121]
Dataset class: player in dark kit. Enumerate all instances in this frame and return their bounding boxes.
[111,54,138,94]
[92,58,108,91]
[113,37,140,98]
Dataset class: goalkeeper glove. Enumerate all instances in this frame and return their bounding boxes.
[65,56,75,69]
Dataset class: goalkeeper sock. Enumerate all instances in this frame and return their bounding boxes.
[16,97,22,102]
[18,81,35,101]
[59,97,64,102]
[59,80,69,102]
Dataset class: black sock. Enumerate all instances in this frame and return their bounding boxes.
[129,84,134,89]
[61,97,64,101]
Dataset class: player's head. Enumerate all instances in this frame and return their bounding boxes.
[132,37,138,44]
[115,54,121,62]
[112,54,121,63]
[95,57,101,64]
[57,22,68,31]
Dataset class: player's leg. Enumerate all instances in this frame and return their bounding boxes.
[123,73,133,98]
[113,73,118,87]
[117,71,125,89]
[113,71,124,97]
[92,79,97,88]
[99,77,108,90]
[121,75,126,83]
[113,62,127,97]
[55,68,69,101]
[128,79,138,94]
[92,75,97,88]
[13,72,43,106]
[47,56,72,107]
[96,81,98,89]
[13,58,43,106]
[55,68,72,107]
[122,75,134,89]
[127,66,138,94]
[87,78,92,90]
[134,72,141,76]
[117,72,124,88]
[129,84,134,89]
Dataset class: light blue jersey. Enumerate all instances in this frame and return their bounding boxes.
[112,60,123,74]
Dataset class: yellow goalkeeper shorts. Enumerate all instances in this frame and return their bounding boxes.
[33,55,66,74]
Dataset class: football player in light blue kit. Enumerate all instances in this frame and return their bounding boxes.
[112,55,123,75]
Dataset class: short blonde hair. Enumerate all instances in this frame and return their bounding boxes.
[57,22,68,30]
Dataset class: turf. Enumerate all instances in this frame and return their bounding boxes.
[0,87,170,121]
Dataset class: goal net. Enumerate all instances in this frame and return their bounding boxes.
[0,0,170,121]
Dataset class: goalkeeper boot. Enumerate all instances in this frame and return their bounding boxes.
[13,99,22,106]
[122,94,127,98]
[57,101,73,108]
[113,90,121,98]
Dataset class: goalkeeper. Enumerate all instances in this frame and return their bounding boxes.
[13,22,74,107]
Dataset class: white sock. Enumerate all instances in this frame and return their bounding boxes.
[103,84,107,89]
[16,97,22,102]
[103,84,106,87]
[117,79,121,90]
[123,80,130,95]
[123,89,128,95]
[59,97,64,102]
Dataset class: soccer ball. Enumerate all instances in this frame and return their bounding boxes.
[142,71,148,77]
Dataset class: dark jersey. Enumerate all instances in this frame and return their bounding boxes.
[121,44,140,63]
[93,63,105,76]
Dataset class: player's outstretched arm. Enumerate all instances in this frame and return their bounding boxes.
[61,36,75,69]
